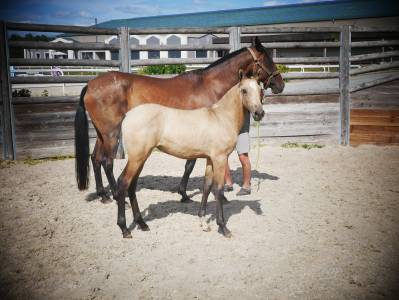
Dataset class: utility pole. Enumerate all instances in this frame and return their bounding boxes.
[95,18,98,43]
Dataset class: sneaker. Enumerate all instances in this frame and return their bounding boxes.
[224,184,234,192]
[236,187,251,196]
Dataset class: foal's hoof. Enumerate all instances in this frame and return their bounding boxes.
[136,220,150,231]
[122,231,132,239]
[101,196,113,204]
[219,226,232,238]
[180,196,194,203]
[202,225,211,232]
[199,218,211,232]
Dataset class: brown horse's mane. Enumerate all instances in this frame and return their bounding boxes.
[204,47,247,69]
[176,47,247,79]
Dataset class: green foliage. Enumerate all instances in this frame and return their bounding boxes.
[9,33,52,42]
[276,64,289,73]
[12,89,31,97]
[9,34,53,58]
[281,142,325,150]
[0,160,16,169]
[41,89,49,97]
[138,64,186,75]
[23,155,74,166]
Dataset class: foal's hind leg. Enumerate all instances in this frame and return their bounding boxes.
[178,159,196,203]
[128,164,149,231]
[91,139,112,203]
[115,160,143,238]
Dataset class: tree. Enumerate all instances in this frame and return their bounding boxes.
[9,33,52,58]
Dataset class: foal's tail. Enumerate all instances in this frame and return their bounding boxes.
[74,85,90,190]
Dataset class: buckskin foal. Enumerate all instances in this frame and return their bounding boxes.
[117,75,264,238]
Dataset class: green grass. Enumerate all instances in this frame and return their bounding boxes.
[0,160,17,169]
[281,142,325,150]
[22,155,74,166]
[1,155,74,168]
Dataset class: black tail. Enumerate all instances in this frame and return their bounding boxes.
[74,85,90,190]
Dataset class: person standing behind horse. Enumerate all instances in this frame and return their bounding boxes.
[224,109,252,195]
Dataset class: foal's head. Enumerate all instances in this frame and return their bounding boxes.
[238,73,265,122]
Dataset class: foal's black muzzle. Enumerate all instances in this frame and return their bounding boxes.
[253,110,265,121]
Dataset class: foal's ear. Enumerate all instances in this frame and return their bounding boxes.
[238,69,244,81]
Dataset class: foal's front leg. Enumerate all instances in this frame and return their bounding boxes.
[128,169,150,231]
[213,157,232,238]
[198,158,213,232]
[115,176,131,238]
[115,164,140,238]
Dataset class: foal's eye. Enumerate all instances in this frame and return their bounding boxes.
[242,89,247,95]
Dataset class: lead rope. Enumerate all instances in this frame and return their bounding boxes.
[254,83,265,193]
[255,119,261,192]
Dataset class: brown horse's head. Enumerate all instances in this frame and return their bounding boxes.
[245,37,285,95]
[238,72,264,122]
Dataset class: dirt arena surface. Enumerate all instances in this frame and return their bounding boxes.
[1,145,398,299]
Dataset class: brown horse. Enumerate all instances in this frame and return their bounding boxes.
[117,75,263,238]
[74,37,284,203]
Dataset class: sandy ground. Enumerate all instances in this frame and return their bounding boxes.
[0,145,398,299]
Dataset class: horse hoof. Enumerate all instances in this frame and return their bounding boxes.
[137,221,150,231]
[220,227,232,238]
[223,231,232,238]
[123,231,132,239]
[181,196,194,203]
[202,225,211,232]
[101,196,113,204]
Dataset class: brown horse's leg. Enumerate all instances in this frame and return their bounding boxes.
[127,164,150,231]
[178,159,196,203]
[212,156,232,238]
[103,157,117,197]
[115,168,132,238]
[91,139,112,203]
[101,133,120,198]
[198,158,213,232]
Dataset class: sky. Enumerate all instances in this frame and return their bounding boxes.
[0,0,334,26]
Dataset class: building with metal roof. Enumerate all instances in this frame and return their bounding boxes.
[95,0,399,29]
[23,0,398,69]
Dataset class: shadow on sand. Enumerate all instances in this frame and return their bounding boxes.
[85,167,279,202]
[142,198,263,224]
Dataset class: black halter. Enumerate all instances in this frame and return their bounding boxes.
[247,47,280,89]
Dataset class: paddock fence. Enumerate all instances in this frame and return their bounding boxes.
[1,21,398,159]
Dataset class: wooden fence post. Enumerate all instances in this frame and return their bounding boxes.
[0,21,16,159]
[229,27,241,52]
[116,26,130,158]
[339,25,351,145]
[119,26,130,73]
